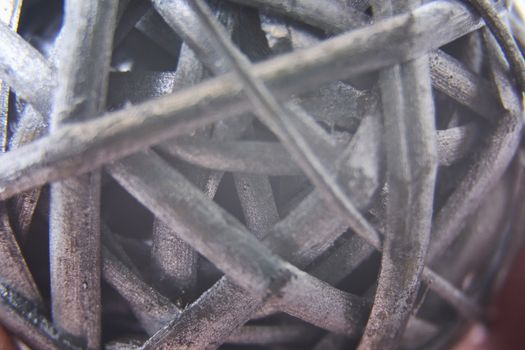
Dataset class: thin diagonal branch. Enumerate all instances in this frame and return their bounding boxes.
[0,0,484,200]
[188,0,382,249]
[0,22,55,116]
[0,2,515,349]
[185,11,469,335]
[233,0,501,121]
[0,6,486,340]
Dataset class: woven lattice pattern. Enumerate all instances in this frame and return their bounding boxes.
[0,0,524,349]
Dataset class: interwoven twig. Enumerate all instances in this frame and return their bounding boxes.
[0,0,524,349]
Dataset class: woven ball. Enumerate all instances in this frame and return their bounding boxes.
[0,0,524,349]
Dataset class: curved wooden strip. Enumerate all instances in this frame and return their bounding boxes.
[428,31,524,263]
[358,1,438,347]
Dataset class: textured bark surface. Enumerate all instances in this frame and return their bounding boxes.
[0,0,523,349]
[48,2,118,348]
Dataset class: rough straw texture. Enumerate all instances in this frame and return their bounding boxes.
[0,0,523,349]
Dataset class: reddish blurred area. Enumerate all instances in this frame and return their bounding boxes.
[0,324,16,350]
[453,244,525,349]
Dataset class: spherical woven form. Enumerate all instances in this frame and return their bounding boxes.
[0,0,524,349]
